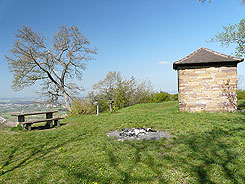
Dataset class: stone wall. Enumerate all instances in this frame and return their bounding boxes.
[178,65,237,112]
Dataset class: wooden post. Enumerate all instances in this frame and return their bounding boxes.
[96,105,99,116]
[109,100,114,112]
[46,112,53,128]
[94,101,99,116]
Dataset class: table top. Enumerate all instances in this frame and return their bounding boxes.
[11,110,58,116]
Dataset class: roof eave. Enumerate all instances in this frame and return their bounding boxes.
[173,59,244,70]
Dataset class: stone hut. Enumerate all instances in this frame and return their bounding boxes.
[173,47,244,112]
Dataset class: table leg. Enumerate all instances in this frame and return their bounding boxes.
[26,124,32,131]
[18,115,25,128]
[45,112,53,128]
[54,120,60,127]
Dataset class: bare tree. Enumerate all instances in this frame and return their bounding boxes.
[5,25,97,110]
[221,79,237,111]
[238,75,244,89]
[198,0,212,3]
[198,0,245,4]
[92,71,122,100]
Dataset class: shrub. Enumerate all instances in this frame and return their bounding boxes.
[89,92,110,112]
[69,98,95,117]
[150,92,171,103]
[237,90,245,100]
[89,71,153,112]
[238,100,245,110]
[170,94,178,101]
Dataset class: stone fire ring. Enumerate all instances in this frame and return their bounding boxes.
[106,128,171,141]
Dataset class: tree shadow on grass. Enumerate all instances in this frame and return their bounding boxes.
[56,120,245,183]
[95,120,245,183]
[160,125,245,184]
[31,122,67,131]
[0,131,85,177]
[1,116,244,183]
[63,140,168,184]
[98,140,168,183]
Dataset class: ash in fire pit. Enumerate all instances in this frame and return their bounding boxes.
[120,128,157,137]
[107,127,171,141]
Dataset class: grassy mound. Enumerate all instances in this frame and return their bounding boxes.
[0,102,244,183]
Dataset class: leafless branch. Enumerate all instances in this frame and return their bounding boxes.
[6,25,97,110]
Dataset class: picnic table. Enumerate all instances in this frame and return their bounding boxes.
[11,110,64,131]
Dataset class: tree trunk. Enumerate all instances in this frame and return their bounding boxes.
[63,91,71,111]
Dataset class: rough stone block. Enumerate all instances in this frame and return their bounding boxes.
[178,65,237,112]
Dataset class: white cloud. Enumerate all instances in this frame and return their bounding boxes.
[157,61,170,64]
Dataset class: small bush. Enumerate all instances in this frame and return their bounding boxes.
[170,94,178,101]
[238,100,245,110]
[89,93,110,112]
[69,98,95,117]
[150,92,171,103]
[89,71,152,112]
[237,90,245,100]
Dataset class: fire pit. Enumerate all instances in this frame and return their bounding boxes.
[106,127,171,141]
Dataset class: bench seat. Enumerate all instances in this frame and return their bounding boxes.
[20,117,64,130]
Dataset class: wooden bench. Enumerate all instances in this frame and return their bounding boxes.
[11,111,64,131]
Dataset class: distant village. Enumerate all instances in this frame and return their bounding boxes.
[0,101,60,108]
[0,98,66,126]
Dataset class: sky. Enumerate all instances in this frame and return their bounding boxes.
[0,0,244,98]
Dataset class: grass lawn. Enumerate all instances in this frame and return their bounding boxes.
[0,102,244,183]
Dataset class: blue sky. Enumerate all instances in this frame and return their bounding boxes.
[0,0,244,98]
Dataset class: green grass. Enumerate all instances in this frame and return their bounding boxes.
[0,102,244,183]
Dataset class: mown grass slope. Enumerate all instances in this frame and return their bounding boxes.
[0,102,245,184]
